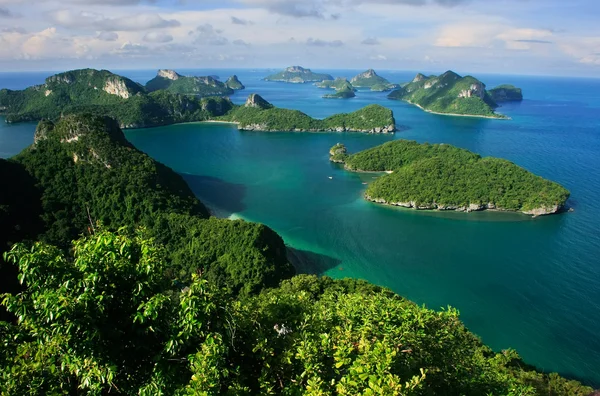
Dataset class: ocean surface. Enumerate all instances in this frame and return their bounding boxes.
[1,69,600,386]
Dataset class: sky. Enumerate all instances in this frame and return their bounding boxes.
[0,0,599,76]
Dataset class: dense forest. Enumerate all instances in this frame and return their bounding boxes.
[332,140,570,214]
[0,115,592,394]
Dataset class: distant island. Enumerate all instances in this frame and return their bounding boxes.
[489,84,523,102]
[218,94,394,133]
[225,75,245,90]
[350,69,399,91]
[145,69,237,96]
[318,78,356,99]
[0,68,397,132]
[387,71,523,118]
[330,140,569,216]
[264,66,334,83]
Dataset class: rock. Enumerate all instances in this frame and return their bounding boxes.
[412,73,426,83]
[244,94,273,109]
[157,69,181,80]
[103,77,133,99]
[523,205,561,217]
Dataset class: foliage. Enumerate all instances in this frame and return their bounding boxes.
[146,73,234,97]
[8,115,292,292]
[0,69,233,128]
[323,88,356,99]
[316,78,356,91]
[388,71,506,117]
[337,140,570,212]
[0,235,593,395]
[265,66,334,83]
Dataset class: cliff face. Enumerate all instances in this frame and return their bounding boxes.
[103,77,134,99]
[157,69,181,80]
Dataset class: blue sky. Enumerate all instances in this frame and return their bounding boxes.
[0,0,598,76]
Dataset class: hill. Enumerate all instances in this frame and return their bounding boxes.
[225,75,245,90]
[220,94,394,132]
[0,69,234,128]
[318,78,357,99]
[331,140,570,215]
[145,69,235,96]
[351,69,399,91]
[388,71,514,118]
[264,66,334,83]
[489,84,524,102]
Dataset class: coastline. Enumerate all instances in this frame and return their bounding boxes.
[406,101,511,120]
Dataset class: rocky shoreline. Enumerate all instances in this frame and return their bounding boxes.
[365,195,562,217]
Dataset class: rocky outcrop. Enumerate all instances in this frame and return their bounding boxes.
[365,196,562,216]
[458,83,485,99]
[351,69,377,82]
[225,75,245,90]
[245,94,273,109]
[488,85,523,102]
[157,69,181,81]
[239,124,395,134]
[103,77,133,99]
[412,73,426,83]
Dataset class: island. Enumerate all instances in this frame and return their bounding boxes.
[0,69,234,128]
[0,68,394,131]
[318,78,357,99]
[387,71,523,118]
[225,75,245,90]
[350,69,399,91]
[489,84,523,102]
[330,140,570,216]
[145,69,234,96]
[264,66,334,83]
[218,94,394,132]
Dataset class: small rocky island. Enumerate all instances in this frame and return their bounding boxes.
[264,66,334,83]
[218,94,395,133]
[318,78,357,99]
[145,69,237,96]
[387,71,523,118]
[330,140,569,216]
[225,75,245,90]
[488,84,523,102]
[350,69,399,91]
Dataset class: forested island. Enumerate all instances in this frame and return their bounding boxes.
[145,69,238,96]
[264,66,333,83]
[331,140,570,216]
[489,84,524,102]
[387,71,523,118]
[317,78,357,99]
[0,68,395,132]
[218,94,394,132]
[0,114,592,395]
[350,69,399,91]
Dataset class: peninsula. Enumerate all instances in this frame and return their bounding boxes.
[387,71,522,118]
[264,66,334,83]
[145,69,235,96]
[218,94,394,132]
[330,140,569,216]
[350,69,399,91]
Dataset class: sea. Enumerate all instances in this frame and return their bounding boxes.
[1,68,599,386]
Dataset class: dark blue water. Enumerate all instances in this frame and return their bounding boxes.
[1,69,600,386]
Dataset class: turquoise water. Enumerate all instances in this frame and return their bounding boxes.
[1,70,600,386]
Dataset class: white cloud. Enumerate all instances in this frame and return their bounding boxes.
[97,31,118,41]
[50,10,180,31]
[143,31,173,43]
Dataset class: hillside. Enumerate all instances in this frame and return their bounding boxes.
[0,69,234,128]
[331,140,570,215]
[145,69,235,96]
[388,71,508,118]
[351,69,399,91]
[219,94,394,132]
[5,114,293,293]
[318,78,357,99]
[225,74,245,90]
[264,66,334,83]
